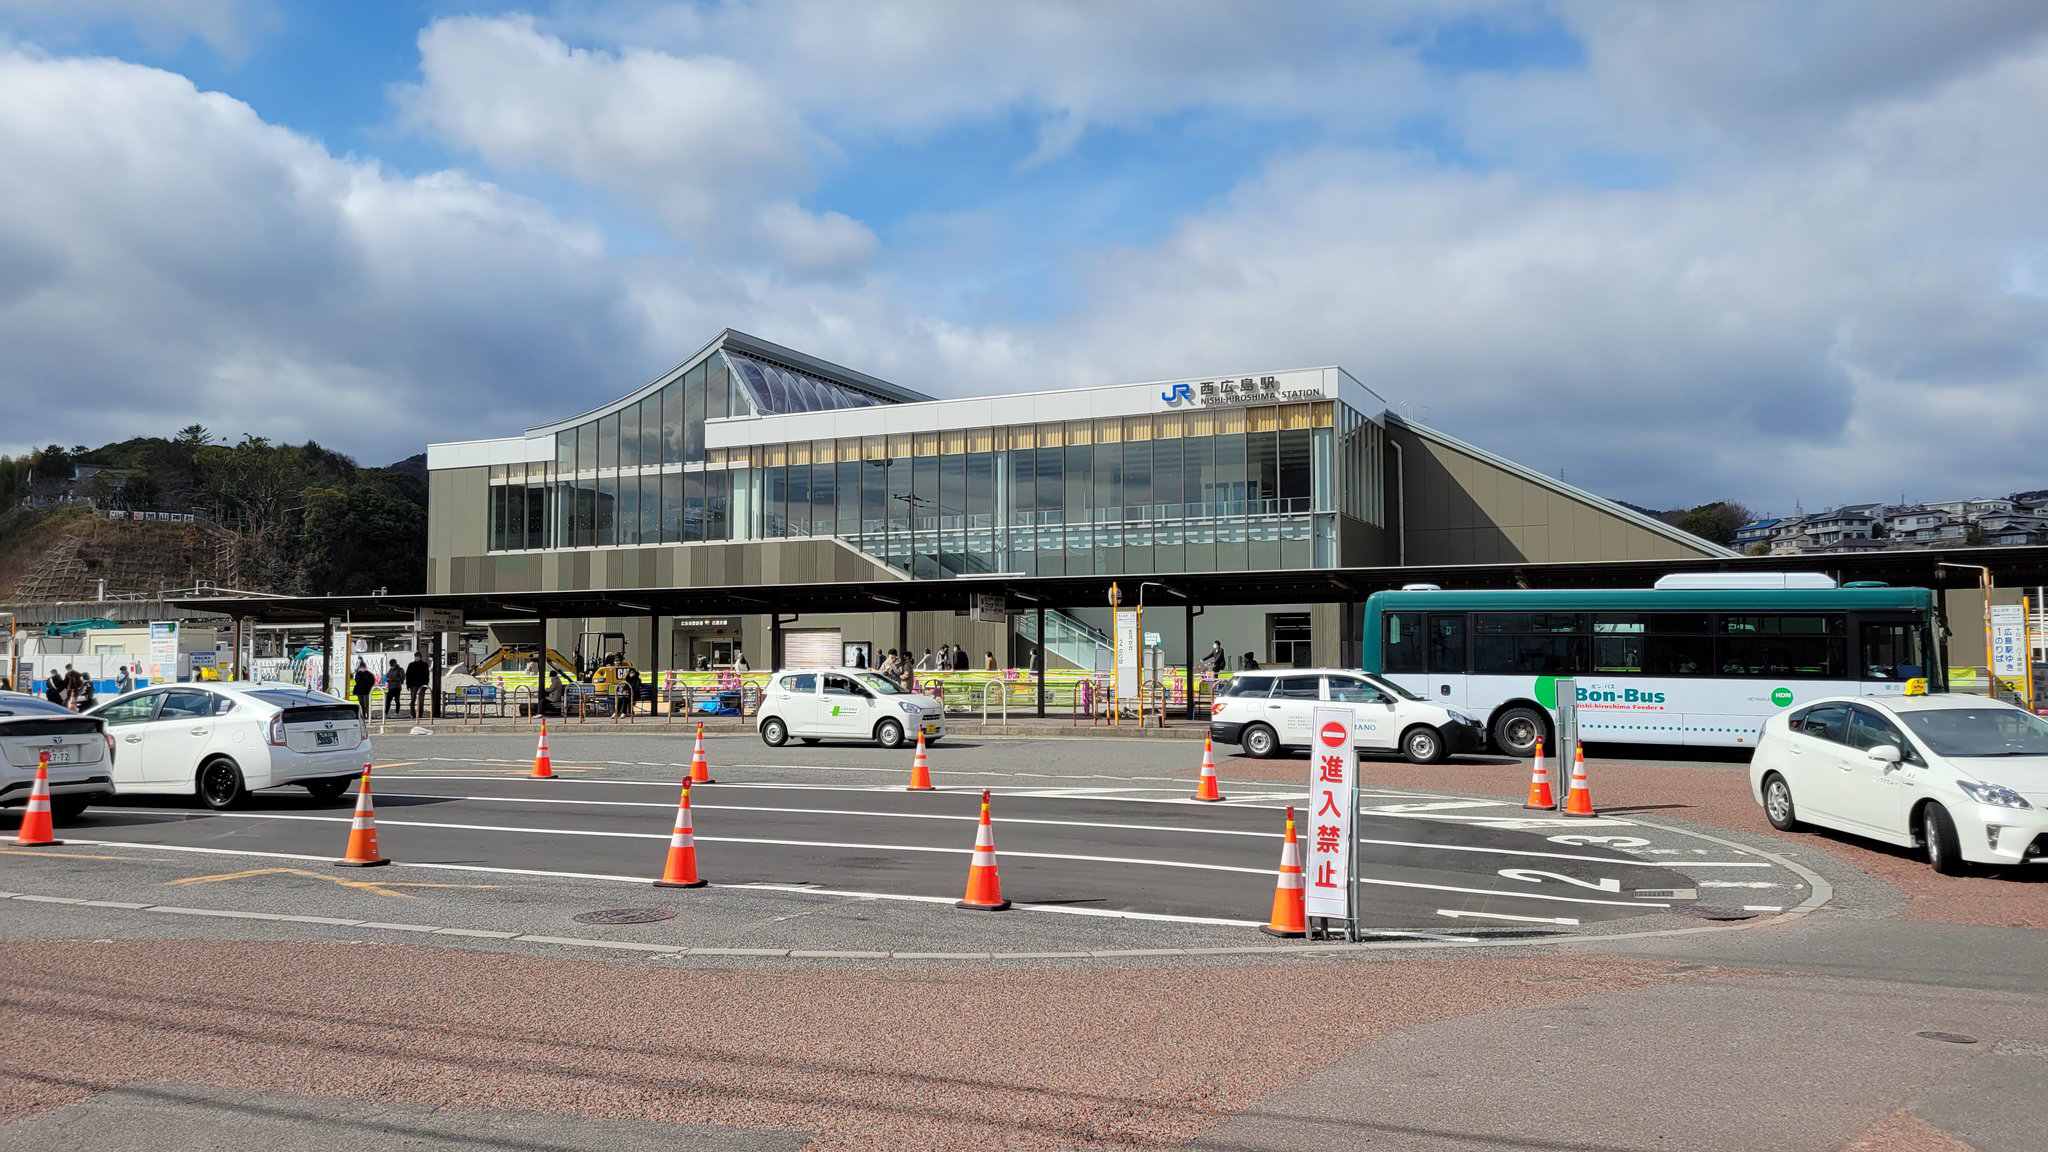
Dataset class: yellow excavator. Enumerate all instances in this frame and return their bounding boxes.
[470,645,578,683]
[578,631,639,695]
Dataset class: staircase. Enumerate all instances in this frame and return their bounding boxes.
[1013,608,1112,671]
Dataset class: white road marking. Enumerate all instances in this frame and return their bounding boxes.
[732,883,1267,927]
[1436,909,1581,926]
[1351,835,1769,871]
[372,790,1281,840]
[82,810,1277,876]
[1743,905,1785,912]
[1356,875,1668,909]
[1697,881,1781,888]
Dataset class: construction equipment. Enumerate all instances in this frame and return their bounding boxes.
[470,645,577,681]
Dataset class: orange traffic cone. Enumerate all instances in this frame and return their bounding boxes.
[1523,738,1554,810]
[956,789,1010,910]
[1193,735,1224,802]
[688,722,716,785]
[336,764,387,867]
[653,782,707,888]
[531,720,556,779]
[1260,805,1306,938]
[907,729,935,791]
[1562,747,1597,817]
[12,755,62,847]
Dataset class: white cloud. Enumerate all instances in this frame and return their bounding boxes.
[399,15,855,268]
[0,47,655,461]
[0,0,271,58]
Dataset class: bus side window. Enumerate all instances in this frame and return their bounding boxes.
[1384,612,1424,673]
[1427,615,1467,675]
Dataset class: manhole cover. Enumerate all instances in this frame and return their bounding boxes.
[573,908,676,925]
[1916,1031,1978,1045]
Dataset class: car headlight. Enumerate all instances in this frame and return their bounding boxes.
[899,700,922,715]
[1956,781,2032,810]
[1447,711,1472,726]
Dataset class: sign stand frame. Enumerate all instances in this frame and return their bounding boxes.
[1552,678,1578,812]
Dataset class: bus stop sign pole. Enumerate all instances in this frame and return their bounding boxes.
[1552,677,1577,813]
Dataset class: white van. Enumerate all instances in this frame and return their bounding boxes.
[1208,668,1486,763]
[757,668,947,749]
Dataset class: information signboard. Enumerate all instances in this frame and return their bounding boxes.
[1114,609,1140,700]
[417,607,463,633]
[147,621,177,685]
[1991,604,2026,678]
[1305,706,1356,924]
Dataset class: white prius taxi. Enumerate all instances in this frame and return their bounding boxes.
[1208,668,1486,763]
[89,682,371,810]
[757,668,946,749]
[1750,691,2048,874]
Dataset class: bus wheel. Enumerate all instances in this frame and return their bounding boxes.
[1491,706,1548,759]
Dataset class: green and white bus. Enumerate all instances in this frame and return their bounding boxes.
[1361,578,1944,756]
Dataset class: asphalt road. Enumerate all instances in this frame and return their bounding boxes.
[13,730,1808,937]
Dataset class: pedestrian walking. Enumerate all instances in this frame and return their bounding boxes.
[115,665,133,696]
[352,659,375,720]
[384,659,403,717]
[983,650,997,671]
[915,648,937,672]
[950,644,968,672]
[406,650,430,718]
[621,665,642,717]
[734,652,750,672]
[62,664,87,710]
[1202,640,1227,675]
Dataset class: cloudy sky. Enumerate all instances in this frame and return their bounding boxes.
[3,1,2046,514]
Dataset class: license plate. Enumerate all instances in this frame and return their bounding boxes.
[315,731,338,747]
[922,724,939,736]
[44,746,77,765]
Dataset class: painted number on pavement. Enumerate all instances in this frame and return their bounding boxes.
[1499,868,1620,893]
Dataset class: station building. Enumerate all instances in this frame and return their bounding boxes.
[425,329,1731,672]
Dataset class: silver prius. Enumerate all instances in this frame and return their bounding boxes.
[1,691,116,821]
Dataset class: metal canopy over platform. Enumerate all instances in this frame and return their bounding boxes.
[168,545,2048,625]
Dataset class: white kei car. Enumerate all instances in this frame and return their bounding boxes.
[1750,693,2048,874]
[89,682,372,809]
[2,691,117,820]
[757,668,946,749]
[1208,668,1486,763]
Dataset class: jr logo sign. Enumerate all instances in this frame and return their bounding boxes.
[1161,381,1192,405]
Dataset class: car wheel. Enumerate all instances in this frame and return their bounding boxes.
[760,717,789,747]
[197,758,247,810]
[1402,725,1446,765]
[1241,723,1279,759]
[1922,803,1968,877]
[304,776,354,803]
[874,718,906,750]
[50,795,91,821]
[1761,772,1800,831]
[799,737,820,745]
[1491,706,1548,758]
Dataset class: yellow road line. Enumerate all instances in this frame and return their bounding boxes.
[167,866,498,900]
[0,848,137,862]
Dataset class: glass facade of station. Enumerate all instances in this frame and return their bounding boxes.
[487,349,1385,577]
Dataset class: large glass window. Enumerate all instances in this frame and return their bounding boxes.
[862,458,887,539]
[597,414,619,474]
[524,481,547,548]
[703,470,729,542]
[639,397,661,467]
[556,431,575,473]
[660,382,682,465]
[789,462,815,536]
[1427,615,1467,674]
[1246,430,1278,513]
[837,460,861,543]
[1092,442,1120,522]
[707,353,731,420]
[1121,440,1150,517]
[594,475,618,546]
[661,473,683,543]
[811,459,836,541]
[885,457,910,567]
[1151,438,1181,519]
[576,423,597,475]
[1212,433,1245,517]
[762,466,787,537]
[1010,450,1035,526]
[1278,428,1312,512]
[684,363,707,464]
[684,470,707,542]
[619,403,641,469]
[617,473,640,545]
[1034,447,1062,524]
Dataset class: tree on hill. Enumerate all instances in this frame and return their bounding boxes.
[1676,501,1754,547]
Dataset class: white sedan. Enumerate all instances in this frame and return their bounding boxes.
[90,682,372,809]
[1751,693,2048,874]
[757,668,946,749]
[2,691,116,820]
